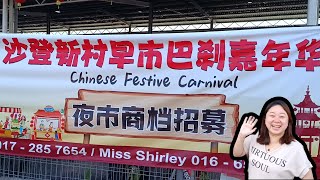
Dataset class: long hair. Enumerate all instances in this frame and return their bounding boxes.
[257,98,295,145]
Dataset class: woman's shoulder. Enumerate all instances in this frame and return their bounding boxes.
[286,139,306,152]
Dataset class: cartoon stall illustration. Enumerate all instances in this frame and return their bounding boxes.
[0,106,28,138]
[30,105,64,141]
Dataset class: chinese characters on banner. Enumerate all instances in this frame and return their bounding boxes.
[0,26,320,178]
[2,37,320,71]
[65,90,238,142]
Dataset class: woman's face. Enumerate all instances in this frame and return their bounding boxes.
[265,105,289,136]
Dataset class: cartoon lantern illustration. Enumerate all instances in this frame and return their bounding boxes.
[32,105,63,141]
[56,0,64,9]
[15,0,26,10]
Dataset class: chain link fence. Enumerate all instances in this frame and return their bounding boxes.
[0,154,239,180]
[24,18,310,35]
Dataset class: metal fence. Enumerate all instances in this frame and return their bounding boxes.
[24,18,310,35]
[0,154,238,180]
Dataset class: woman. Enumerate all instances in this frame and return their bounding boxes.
[231,97,315,179]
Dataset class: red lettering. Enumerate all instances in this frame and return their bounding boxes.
[138,40,164,69]
[295,39,320,71]
[27,38,53,65]
[81,39,108,67]
[196,40,225,71]
[109,41,134,69]
[229,39,257,71]
[261,40,291,71]
[2,38,27,64]
[55,39,81,67]
[167,41,192,70]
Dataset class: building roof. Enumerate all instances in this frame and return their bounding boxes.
[295,127,320,136]
[294,86,320,108]
[0,0,309,33]
[34,110,62,118]
[296,112,320,121]
[0,107,22,113]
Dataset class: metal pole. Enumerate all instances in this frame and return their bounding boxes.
[210,18,214,31]
[148,1,153,34]
[9,0,14,33]
[14,4,18,33]
[46,13,51,34]
[307,0,319,25]
[176,170,184,179]
[2,0,8,33]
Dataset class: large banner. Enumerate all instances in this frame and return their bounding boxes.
[0,26,319,178]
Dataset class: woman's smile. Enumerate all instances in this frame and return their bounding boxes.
[265,105,289,136]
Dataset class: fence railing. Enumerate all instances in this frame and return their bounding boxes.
[0,154,240,180]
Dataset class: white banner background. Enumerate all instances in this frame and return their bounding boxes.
[0,26,319,155]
